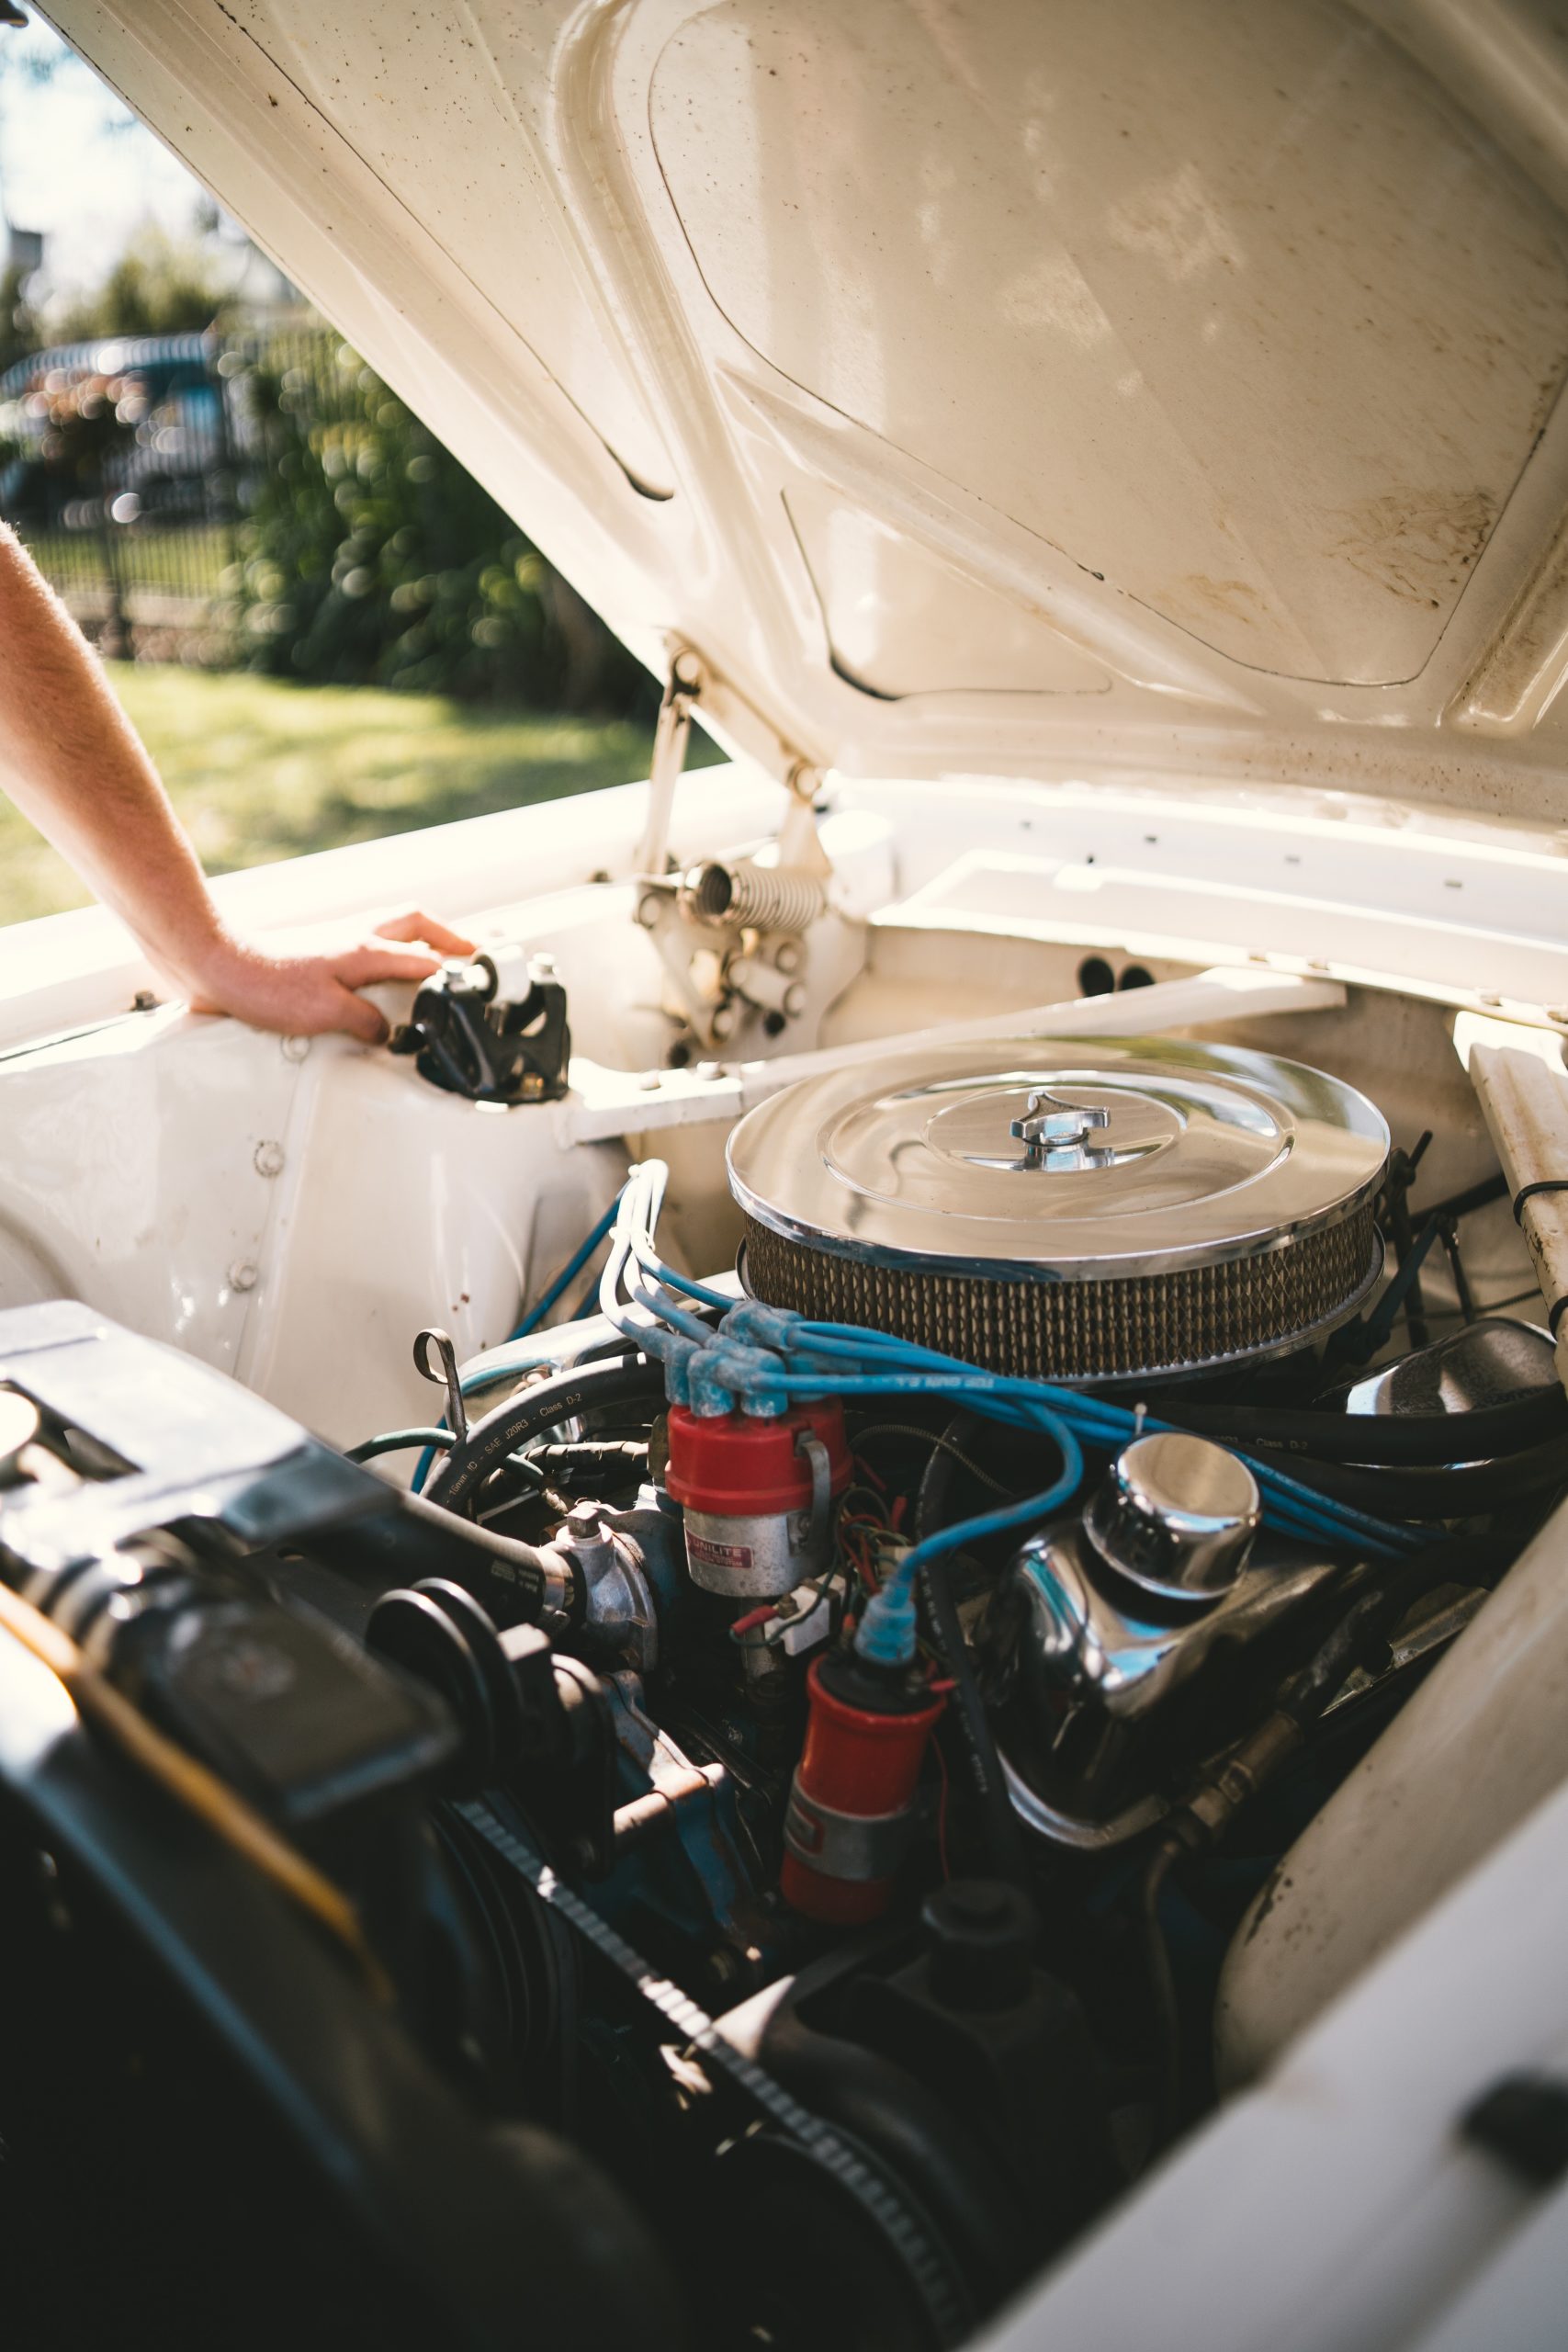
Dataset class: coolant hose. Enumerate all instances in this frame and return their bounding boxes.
[424,1353,664,1515]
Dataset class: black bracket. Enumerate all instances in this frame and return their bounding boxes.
[389,954,571,1105]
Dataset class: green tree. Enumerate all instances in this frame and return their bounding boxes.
[54,226,224,342]
[0,257,38,374]
[230,339,647,711]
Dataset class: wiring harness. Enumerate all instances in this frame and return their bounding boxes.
[589,1162,1434,1667]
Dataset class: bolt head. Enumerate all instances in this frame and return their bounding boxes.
[280,1035,310,1063]
[253,1140,285,1178]
[228,1261,259,1294]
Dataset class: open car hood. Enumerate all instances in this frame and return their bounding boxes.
[43,0,1568,823]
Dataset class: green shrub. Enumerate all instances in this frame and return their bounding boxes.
[226,341,648,711]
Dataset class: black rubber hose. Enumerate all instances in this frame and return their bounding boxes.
[425,1353,663,1516]
[914,1418,1032,1887]
[310,1487,561,1619]
[1242,1435,1568,1521]
[1161,1386,1566,1465]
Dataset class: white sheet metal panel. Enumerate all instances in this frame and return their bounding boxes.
[40,0,1568,820]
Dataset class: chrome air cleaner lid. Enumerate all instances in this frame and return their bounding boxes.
[728,1038,1389,1383]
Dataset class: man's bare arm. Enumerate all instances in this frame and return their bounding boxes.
[0,526,473,1040]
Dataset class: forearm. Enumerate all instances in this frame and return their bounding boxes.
[0,526,228,989]
[0,526,473,1039]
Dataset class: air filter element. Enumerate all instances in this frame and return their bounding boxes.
[728,1038,1388,1384]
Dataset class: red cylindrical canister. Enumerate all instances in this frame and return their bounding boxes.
[664,1399,851,1598]
[781,1654,945,1925]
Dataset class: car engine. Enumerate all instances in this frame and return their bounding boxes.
[0,1029,1559,2351]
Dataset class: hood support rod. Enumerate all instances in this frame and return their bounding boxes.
[633,649,704,880]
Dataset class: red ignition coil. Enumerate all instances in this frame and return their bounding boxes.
[664,1399,851,1600]
[781,1650,946,1925]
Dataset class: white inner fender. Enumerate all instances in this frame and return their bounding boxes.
[1213,1496,1568,2087]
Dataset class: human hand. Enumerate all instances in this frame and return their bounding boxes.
[185,907,478,1043]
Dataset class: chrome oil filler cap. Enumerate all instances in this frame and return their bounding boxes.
[1087,1432,1260,1603]
[728,1036,1388,1383]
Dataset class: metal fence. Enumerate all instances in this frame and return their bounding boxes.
[0,323,337,660]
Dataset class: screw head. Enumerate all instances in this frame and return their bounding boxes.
[228,1261,259,1294]
[280,1035,310,1063]
[253,1140,285,1178]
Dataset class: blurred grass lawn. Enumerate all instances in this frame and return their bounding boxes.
[24,526,232,599]
[0,663,716,927]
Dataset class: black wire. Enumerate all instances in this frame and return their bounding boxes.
[425,1353,663,1515]
[914,1416,1032,1887]
[1438,1218,1477,1325]
[855,1421,1016,1499]
[1137,1838,1182,2155]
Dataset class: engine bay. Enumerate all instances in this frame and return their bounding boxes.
[2,905,1563,2351]
[15,0,1568,2329]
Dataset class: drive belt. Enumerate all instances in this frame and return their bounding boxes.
[454,1796,970,2346]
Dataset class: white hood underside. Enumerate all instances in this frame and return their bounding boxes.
[39,0,1568,823]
